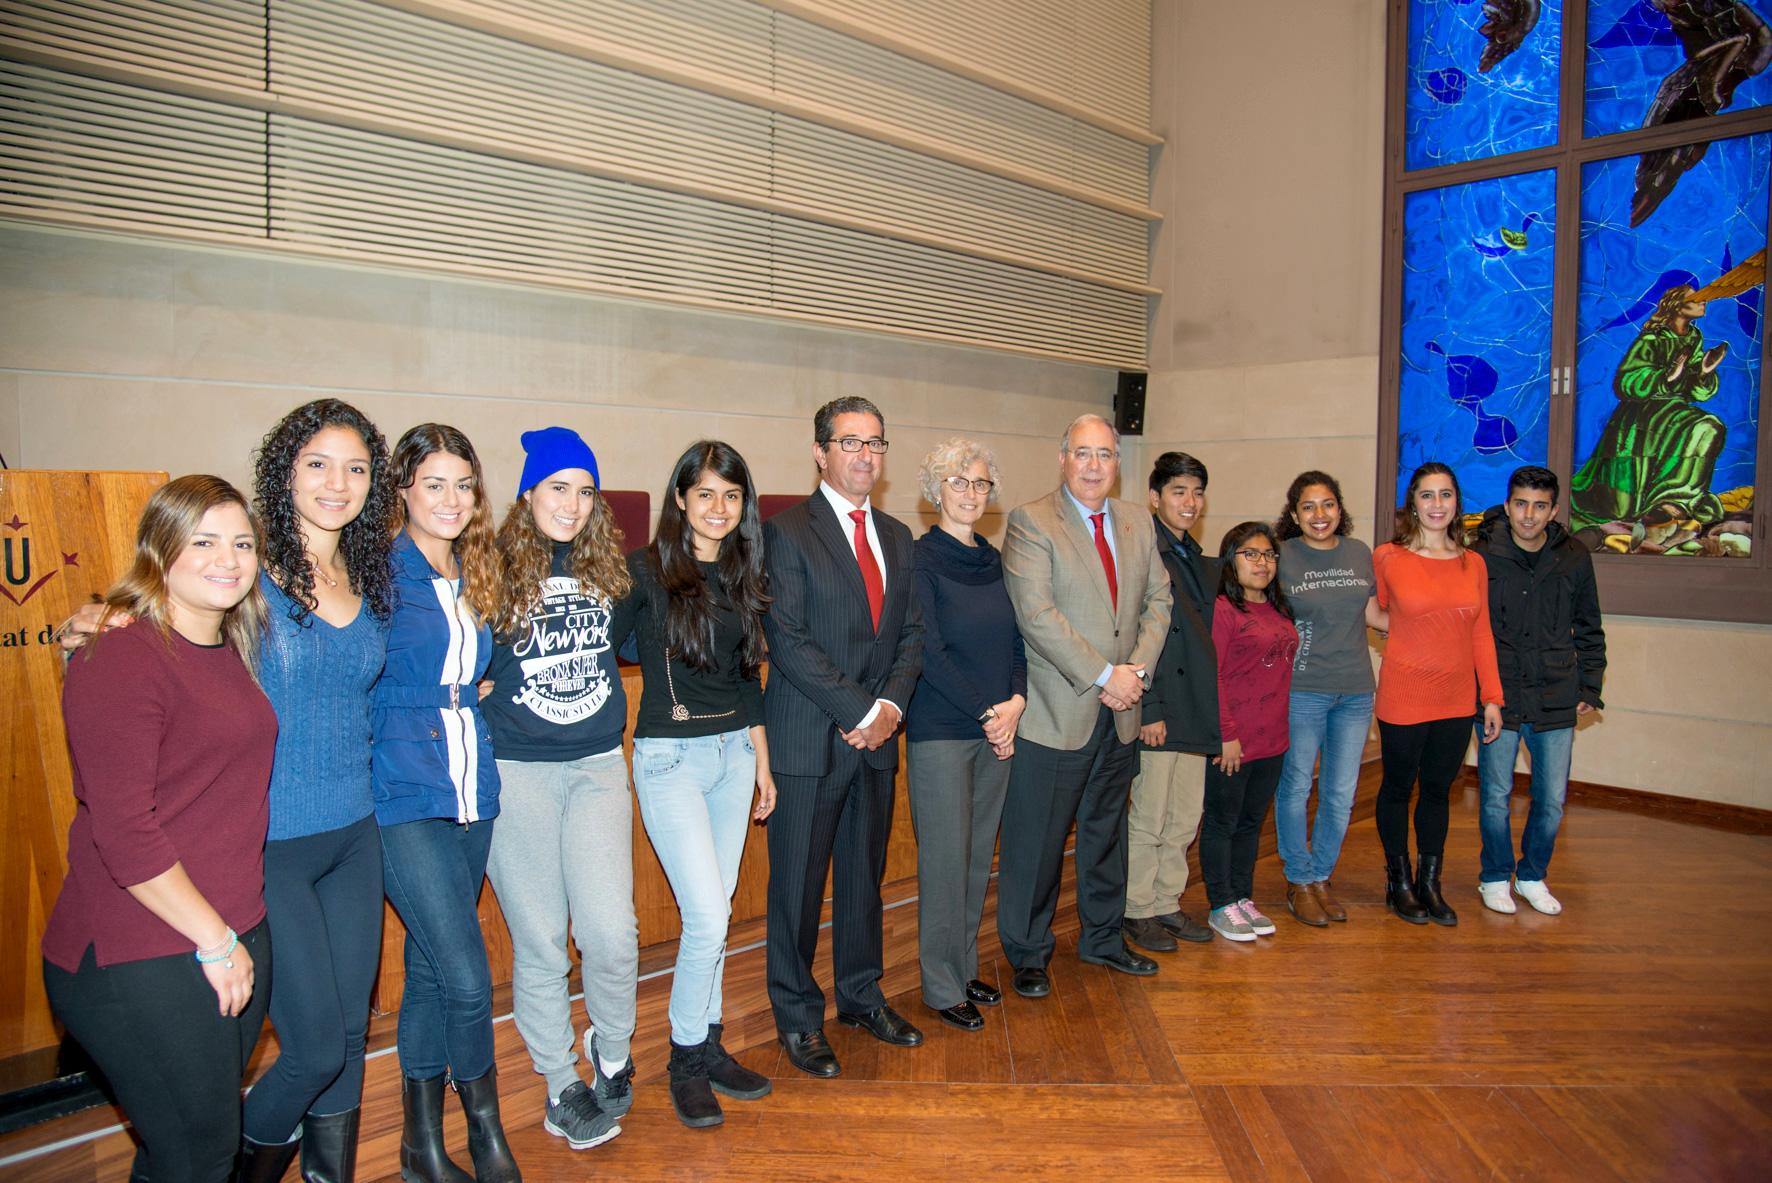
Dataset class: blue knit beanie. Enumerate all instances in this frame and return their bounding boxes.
[518,427,599,496]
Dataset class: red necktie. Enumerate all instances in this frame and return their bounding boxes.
[1091,512,1118,613]
[850,509,885,631]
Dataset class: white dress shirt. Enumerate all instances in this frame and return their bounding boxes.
[818,481,899,730]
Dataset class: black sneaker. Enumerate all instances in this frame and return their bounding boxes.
[543,1080,620,1150]
[589,1033,635,1119]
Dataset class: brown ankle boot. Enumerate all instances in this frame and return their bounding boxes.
[1287,883,1330,927]
[1309,880,1347,922]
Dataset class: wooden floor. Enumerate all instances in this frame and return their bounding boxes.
[5,774,1771,1182]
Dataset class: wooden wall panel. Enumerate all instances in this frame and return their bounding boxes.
[0,471,167,1061]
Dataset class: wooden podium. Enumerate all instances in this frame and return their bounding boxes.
[0,470,166,1065]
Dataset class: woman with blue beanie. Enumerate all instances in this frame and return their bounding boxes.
[483,428,636,1153]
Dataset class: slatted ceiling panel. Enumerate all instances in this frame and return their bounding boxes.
[274,0,776,194]
[495,0,777,88]
[0,62,266,231]
[770,14,1149,206]
[773,117,1147,284]
[0,0,266,88]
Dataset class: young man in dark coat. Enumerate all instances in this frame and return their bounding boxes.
[1470,465,1607,917]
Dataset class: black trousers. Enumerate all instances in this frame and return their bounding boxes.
[242,814,384,1144]
[1376,716,1472,858]
[44,921,272,1183]
[1200,752,1284,910]
[766,743,894,1032]
[995,705,1137,967]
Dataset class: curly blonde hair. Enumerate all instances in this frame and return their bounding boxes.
[493,489,632,640]
[918,436,1002,507]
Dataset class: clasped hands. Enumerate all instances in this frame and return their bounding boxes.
[841,701,902,751]
[1097,663,1146,713]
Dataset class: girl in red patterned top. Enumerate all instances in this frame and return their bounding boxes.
[1202,522,1300,943]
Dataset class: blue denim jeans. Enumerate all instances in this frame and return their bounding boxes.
[632,729,756,1047]
[1274,691,1374,885]
[1476,722,1573,883]
[379,817,496,1081]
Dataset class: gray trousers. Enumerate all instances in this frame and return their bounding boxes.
[1125,749,1208,919]
[486,751,636,1099]
[907,738,1012,1010]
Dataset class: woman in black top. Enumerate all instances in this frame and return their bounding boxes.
[622,440,777,1128]
[904,437,1026,1033]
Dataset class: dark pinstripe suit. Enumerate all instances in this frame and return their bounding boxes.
[761,490,924,1032]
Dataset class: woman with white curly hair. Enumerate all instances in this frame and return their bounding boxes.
[904,437,1026,1034]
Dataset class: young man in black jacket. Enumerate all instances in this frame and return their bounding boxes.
[1123,452,1221,951]
[1470,466,1607,917]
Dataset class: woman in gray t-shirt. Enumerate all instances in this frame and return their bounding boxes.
[1272,471,1384,927]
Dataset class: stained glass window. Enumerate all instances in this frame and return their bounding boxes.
[1400,170,1559,512]
[1571,130,1767,556]
[1406,0,1562,170]
[1585,1,1772,140]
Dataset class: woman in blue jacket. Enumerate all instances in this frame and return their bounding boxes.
[372,424,515,1183]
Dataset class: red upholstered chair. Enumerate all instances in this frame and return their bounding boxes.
[758,494,802,522]
[599,489,652,550]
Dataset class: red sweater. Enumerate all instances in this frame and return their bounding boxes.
[1373,544,1505,726]
[1211,597,1299,761]
[43,624,277,971]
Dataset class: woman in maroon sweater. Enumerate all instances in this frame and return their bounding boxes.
[1202,522,1300,943]
[42,475,278,1183]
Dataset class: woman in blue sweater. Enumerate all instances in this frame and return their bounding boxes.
[374,425,514,1183]
[905,438,1026,1033]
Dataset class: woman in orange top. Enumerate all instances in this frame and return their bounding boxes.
[1373,462,1503,927]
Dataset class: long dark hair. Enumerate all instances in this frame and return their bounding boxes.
[389,424,500,625]
[648,440,770,676]
[1395,460,1466,553]
[1216,520,1294,621]
[253,399,396,624]
[1275,470,1353,541]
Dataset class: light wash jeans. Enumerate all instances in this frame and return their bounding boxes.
[1476,721,1573,883]
[1274,691,1374,885]
[632,729,756,1047]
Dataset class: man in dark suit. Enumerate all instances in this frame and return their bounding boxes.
[762,396,926,1077]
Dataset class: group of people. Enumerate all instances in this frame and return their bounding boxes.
[40,395,1607,1183]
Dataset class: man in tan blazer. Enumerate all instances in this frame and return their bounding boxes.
[997,413,1173,996]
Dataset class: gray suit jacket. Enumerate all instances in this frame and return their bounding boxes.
[1002,488,1172,749]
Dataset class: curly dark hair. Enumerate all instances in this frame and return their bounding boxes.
[1216,520,1295,621]
[253,399,397,624]
[1274,470,1354,541]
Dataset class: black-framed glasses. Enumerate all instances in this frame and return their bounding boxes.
[1233,548,1279,565]
[829,437,889,453]
[943,476,996,494]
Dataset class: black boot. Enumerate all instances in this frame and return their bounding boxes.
[453,1068,522,1183]
[1414,853,1459,926]
[400,1075,474,1183]
[668,1040,724,1128]
[1386,854,1430,924]
[240,1135,300,1183]
[299,1109,359,1183]
[705,1023,772,1100]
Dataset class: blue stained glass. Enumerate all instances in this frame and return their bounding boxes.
[1407,0,1562,170]
[1585,1,1772,140]
[1571,131,1766,556]
[1400,170,1559,513]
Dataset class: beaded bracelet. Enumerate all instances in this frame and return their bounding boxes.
[194,928,238,969]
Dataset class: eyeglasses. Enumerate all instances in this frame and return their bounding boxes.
[1068,447,1119,464]
[1233,549,1279,565]
[828,437,889,453]
[943,476,996,494]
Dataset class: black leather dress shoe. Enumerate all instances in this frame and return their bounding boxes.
[1156,910,1215,943]
[965,978,1002,1007]
[1011,966,1051,997]
[837,1004,924,1047]
[927,1000,985,1031]
[1079,943,1160,976]
[779,1029,841,1077]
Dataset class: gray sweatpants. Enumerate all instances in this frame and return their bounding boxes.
[486,751,636,1099]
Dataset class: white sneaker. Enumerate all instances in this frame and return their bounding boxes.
[1478,881,1516,914]
[1513,879,1562,915]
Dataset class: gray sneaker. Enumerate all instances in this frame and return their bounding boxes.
[543,1080,620,1150]
[1238,898,1277,936]
[1209,903,1256,942]
[589,1033,635,1119]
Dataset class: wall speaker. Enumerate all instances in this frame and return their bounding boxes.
[1115,371,1147,436]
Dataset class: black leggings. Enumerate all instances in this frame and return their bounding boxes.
[1376,716,1471,858]
[44,921,272,1183]
[1199,752,1284,910]
[241,814,384,1144]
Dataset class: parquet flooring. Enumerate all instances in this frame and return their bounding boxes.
[5,774,1770,1182]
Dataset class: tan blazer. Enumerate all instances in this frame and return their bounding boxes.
[1002,488,1173,749]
